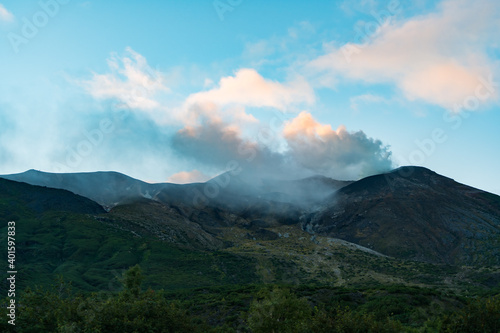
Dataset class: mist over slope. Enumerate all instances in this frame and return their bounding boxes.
[1,166,500,265]
[0,169,350,211]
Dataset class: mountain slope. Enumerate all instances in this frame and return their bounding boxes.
[0,169,166,210]
[308,166,500,265]
[3,167,500,267]
[1,173,499,296]
[0,177,105,217]
[1,169,349,214]
[0,179,259,293]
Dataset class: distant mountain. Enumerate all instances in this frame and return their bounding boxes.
[0,169,161,210]
[0,169,349,211]
[308,166,500,265]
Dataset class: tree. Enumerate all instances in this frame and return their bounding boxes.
[441,295,500,332]
[121,264,143,299]
[247,287,312,333]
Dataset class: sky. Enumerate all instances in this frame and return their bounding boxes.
[0,0,499,194]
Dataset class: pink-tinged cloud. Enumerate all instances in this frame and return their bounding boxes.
[0,4,13,22]
[167,169,211,184]
[283,112,392,179]
[186,68,315,111]
[309,0,500,110]
[173,111,392,180]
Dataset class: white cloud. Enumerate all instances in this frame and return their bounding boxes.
[82,47,170,110]
[0,4,14,22]
[179,68,314,134]
[186,68,315,111]
[82,52,312,131]
[310,0,500,110]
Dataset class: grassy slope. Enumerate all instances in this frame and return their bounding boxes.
[1,180,499,331]
[2,201,499,295]
[0,180,258,294]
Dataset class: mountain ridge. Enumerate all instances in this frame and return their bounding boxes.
[2,166,500,265]
[310,166,500,265]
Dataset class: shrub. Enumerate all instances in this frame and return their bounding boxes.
[247,287,312,333]
[440,295,500,332]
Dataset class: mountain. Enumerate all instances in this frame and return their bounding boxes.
[0,169,163,210]
[1,167,500,298]
[0,177,105,217]
[0,169,349,212]
[308,166,500,265]
[2,166,499,267]
[0,178,259,293]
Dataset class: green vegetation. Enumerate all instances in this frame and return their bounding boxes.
[0,267,200,333]
[440,294,500,332]
[1,179,499,331]
[247,288,312,332]
[0,209,258,295]
[0,268,499,332]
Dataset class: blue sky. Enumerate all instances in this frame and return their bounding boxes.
[0,0,499,194]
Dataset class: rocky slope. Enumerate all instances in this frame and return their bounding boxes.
[308,166,500,265]
[2,166,500,266]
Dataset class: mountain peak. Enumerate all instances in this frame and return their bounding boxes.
[312,166,500,264]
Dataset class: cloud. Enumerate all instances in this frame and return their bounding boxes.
[74,49,392,182]
[167,169,211,184]
[179,68,314,135]
[172,115,283,173]
[185,68,314,111]
[283,112,392,179]
[82,52,313,130]
[309,0,500,110]
[81,47,170,111]
[172,110,392,181]
[0,4,13,22]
